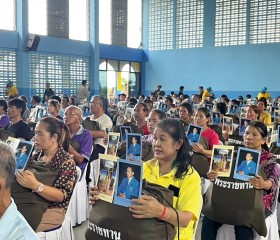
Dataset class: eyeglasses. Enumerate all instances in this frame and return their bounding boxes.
[64,113,79,118]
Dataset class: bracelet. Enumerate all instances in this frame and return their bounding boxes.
[159,205,167,220]
[163,207,171,221]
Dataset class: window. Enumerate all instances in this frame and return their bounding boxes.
[28,0,89,41]
[176,0,204,49]
[0,50,17,97]
[0,0,16,30]
[215,0,247,46]
[99,59,141,99]
[250,0,280,44]
[148,0,173,51]
[29,53,89,99]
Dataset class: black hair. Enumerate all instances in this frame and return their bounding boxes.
[39,117,70,151]
[215,102,227,115]
[0,100,8,112]
[150,109,167,120]
[179,102,193,115]
[196,107,211,118]
[246,94,252,98]
[32,95,41,104]
[156,119,193,178]
[82,80,87,85]
[257,97,268,109]
[165,96,173,105]
[49,95,61,103]
[246,121,269,151]
[8,98,26,116]
[136,102,149,113]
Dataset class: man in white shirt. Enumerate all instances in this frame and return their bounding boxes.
[0,142,38,240]
[77,80,89,104]
[89,96,113,184]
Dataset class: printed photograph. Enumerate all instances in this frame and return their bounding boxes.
[233,147,261,181]
[212,112,221,125]
[15,140,35,173]
[120,126,132,142]
[105,132,120,156]
[186,124,202,145]
[97,154,118,203]
[113,159,143,207]
[239,118,251,136]
[126,133,142,162]
[222,116,233,134]
[210,145,234,177]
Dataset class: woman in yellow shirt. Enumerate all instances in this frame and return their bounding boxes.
[257,98,271,125]
[90,119,202,240]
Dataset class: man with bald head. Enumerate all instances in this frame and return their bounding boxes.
[64,106,92,172]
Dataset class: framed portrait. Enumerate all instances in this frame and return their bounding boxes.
[169,108,178,118]
[267,125,274,148]
[125,108,134,122]
[193,104,200,113]
[113,159,143,207]
[204,104,212,112]
[6,136,20,153]
[105,132,120,156]
[126,133,142,162]
[120,126,132,142]
[239,118,251,136]
[83,106,91,117]
[97,154,118,203]
[274,109,280,121]
[233,147,261,181]
[240,107,248,118]
[212,112,221,125]
[228,104,238,115]
[186,124,202,145]
[15,140,35,174]
[222,116,233,134]
[276,126,280,147]
[266,106,272,113]
[210,145,234,177]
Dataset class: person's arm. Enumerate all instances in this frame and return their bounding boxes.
[68,145,84,164]
[130,195,194,228]
[16,170,65,202]
[90,129,106,139]
[192,143,212,158]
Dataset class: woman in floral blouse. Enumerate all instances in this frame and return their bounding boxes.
[16,116,77,232]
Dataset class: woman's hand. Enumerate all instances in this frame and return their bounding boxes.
[89,186,100,205]
[192,142,204,154]
[16,170,40,190]
[129,195,164,219]
[207,170,219,182]
[249,175,267,190]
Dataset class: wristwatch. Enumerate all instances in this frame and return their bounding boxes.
[34,182,45,193]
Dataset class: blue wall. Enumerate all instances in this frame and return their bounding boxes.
[142,0,280,99]
[143,44,280,99]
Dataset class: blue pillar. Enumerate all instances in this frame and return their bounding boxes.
[89,0,100,97]
[17,0,30,98]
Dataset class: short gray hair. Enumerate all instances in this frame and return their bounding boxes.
[0,142,16,188]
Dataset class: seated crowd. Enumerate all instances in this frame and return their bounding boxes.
[0,84,279,240]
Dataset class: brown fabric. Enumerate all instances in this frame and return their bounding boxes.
[0,128,15,141]
[191,136,210,178]
[36,208,66,232]
[202,157,267,237]
[85,181,176,240]
[12,161,59,230]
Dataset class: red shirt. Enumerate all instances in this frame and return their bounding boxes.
[141,123,150,135]
[201,127,219,150]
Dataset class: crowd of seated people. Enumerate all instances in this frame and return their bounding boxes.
[1,84,280,239]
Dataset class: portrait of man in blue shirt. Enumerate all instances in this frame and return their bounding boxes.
[117,166,140,200]
[127,136,141,156]
[237,152,257,176]
[187,127,200,144]
[16,145,28,170]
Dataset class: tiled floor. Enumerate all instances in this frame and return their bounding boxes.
[73,217,203,240]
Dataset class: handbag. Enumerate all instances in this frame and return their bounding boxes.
[85,180,176,240]
[11,160,59,230]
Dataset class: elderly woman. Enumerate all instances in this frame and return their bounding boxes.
[202,121,279,239]
[15,117,77,232]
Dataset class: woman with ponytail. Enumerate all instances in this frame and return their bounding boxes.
[16,116,77,232]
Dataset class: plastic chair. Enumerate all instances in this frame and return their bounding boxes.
[70,164,89,226]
